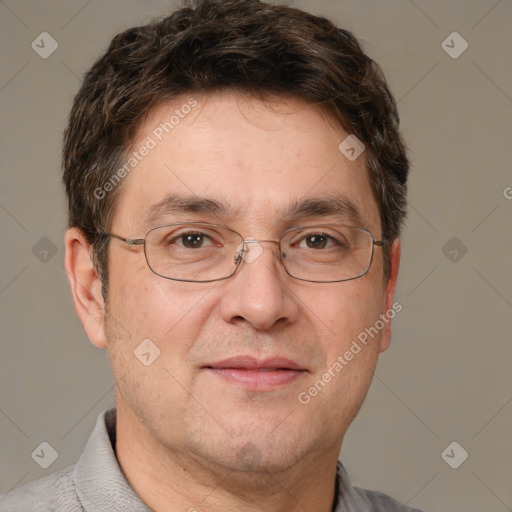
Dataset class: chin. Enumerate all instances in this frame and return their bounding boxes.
[197,430,314,475]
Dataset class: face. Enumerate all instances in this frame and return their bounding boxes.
[70,92,399,473]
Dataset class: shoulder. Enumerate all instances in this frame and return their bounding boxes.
[0,466,83,512]
[351,485,424,512]
[336,462,424,512]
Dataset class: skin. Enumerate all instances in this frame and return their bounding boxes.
[65,92,400,512]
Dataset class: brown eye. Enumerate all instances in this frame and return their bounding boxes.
[304,234,329,249]
[179,233,207,248]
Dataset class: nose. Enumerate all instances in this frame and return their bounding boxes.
[219,240,300,331]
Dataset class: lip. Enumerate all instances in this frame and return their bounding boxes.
[204,356,306,371]
[202,356,308,391]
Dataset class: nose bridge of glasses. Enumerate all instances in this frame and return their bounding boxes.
[234,237,281,265]
[244,238,279,245]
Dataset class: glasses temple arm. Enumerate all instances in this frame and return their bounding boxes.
[100,232,145,246]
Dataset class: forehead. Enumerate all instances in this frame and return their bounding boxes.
[112,92,380,234]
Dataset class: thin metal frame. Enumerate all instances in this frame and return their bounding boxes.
[100,222,387,283]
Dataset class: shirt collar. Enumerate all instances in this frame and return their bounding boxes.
[73,408,151,511]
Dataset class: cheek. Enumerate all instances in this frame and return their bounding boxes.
[301,282,384,410]
[312,278,384,347]
[108,254,189,335]
[104,276,214,424]
[107,261,218,372]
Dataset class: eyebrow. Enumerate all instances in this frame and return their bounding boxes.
[140,194,238,230]
[284,196,366,227]
[139,193,366,231]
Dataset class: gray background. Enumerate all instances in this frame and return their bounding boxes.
[1,0,511,510]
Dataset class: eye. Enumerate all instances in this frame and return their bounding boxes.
[299,233,337,249]
[172,232,215,249]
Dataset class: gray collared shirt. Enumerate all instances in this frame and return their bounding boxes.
[1,409,423,511]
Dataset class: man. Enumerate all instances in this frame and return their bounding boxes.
[2,0,421,510]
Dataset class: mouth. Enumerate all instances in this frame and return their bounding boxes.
[201,356,308,391]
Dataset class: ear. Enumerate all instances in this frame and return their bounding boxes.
[378,238,401,353]
[64,227,107,349]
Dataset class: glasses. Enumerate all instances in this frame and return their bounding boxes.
[101,222,386,283]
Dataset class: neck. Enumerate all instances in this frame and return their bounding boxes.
[114,404,340,512]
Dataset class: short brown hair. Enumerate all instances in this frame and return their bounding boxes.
[63,0,409,299]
